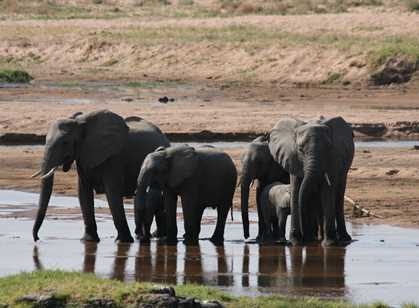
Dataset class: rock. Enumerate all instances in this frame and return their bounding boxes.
[150,286,176,297]
[177,297,199,308]
[201,300,225,308]
[386,169,399,176]
[17,294,66,307]
[413,145,419,150]
[121,97,134,102]
[158,96,169,103]
[86,298,116,307]
[370,57,418,85]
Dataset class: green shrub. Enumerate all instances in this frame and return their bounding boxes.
[0,69,33,83]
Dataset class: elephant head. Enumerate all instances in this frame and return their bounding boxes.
[240,136,289,239]
[32,110,129,241]
[268,117,354,239]
[135,145,198,230]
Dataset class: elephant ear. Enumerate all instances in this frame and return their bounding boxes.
[269,118,305,176]
[322,116,355,168]
[168,146,198,188]
[76,110,129,169]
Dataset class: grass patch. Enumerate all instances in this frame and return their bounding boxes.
[367,36,419,67]
[0,270,408,308]
[405,0,419,11]
[0,69,32,83]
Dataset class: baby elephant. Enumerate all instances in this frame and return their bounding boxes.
[135,145,237,246]
[260,182,291,243]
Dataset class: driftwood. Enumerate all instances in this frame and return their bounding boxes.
[344,196,384,219]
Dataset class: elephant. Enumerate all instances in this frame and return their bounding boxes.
[240,135,290,240]
[31,110,170,243]
[135,184,167,243]
[268,116,354,246]
[135,145,237,246]
[260,182,291,243]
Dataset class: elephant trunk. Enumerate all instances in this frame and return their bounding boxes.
[240,171,252,239]
[298,156,322,239]
[33,160,55,241]
[134,168,152,237]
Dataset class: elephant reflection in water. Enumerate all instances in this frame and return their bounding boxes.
[288,246,346,296]
[257,245,288,288]
[83,242,98,274]
[111,243,132,281]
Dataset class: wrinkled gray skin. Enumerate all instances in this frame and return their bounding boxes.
[269,117,354,246]
[33,110,170,243]
[260,182,290,243]
[240,135,290,240]
[135,184,166,243]
[136,145,237,246]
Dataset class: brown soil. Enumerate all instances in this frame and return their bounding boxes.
[1,143,419,229]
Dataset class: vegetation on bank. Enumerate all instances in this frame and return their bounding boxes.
[0,69,32,83]
[0,0,418,20]
[0,271,417,308]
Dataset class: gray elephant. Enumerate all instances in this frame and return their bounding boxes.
[240,135,290,240]
[135,145,237,245]
[31,110,170,243]
[269,116,354,246]
[260,182,290,243]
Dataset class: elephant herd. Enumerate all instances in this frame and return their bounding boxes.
[31,110,354,247]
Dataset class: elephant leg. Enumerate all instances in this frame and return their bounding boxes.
[261,202,273,242]
[164,192,178,245]
[278,208,290,241]
[321,185,338,246]
[181,194,199,246]
[154,206,167,238]
[78,176,99,242]
[211,203,230,245]
[103,177,133,243]
[335,175,352,242]
[256,183,265,240]
[272,217,280,240]
[289,175,303,245]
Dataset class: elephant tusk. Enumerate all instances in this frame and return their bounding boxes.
[41,167,57,180]
[30,169,43,178]
[324,173,332,187]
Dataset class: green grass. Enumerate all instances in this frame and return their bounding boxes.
[0,69,32,83]
[0,271,416,308]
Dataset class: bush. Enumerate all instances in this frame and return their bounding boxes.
[0,69,33,83]
[405,0,419,11]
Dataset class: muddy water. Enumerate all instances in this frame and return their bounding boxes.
[1,191,419,306]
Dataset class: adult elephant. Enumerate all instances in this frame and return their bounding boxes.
[240,135,289,240]
[268,117,354,246]
[31,110,170,243]
[135,145,237,245]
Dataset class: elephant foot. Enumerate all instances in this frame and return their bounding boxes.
[337,232,352,243]
[81,232,100,243]
[162,236,178,245]
[115,233,134,243]
[289,236,304,246]
[184,238,200,246]
[322,238,339,247]
[151,229,166,239]
[209,236,224,246]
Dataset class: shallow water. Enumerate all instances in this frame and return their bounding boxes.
[1,191,419,306]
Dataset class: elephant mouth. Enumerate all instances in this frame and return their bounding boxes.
[62,159,74,172]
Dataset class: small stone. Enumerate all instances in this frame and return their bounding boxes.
[201,300,225,308]
[413,145,419,150]
[158,96,169,103]
[177,297,197,308]
[385,169,399,176]
[122,97,134,102]
[150,286,176,297]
